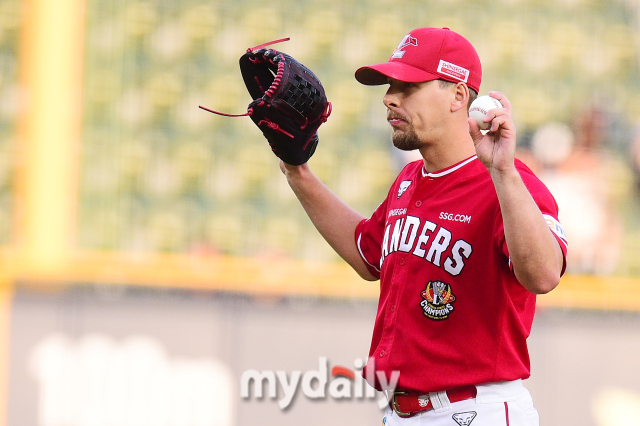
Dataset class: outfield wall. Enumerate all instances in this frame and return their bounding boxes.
[4,285,640,426]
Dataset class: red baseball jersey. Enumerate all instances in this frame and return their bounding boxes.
[355,155,568,392]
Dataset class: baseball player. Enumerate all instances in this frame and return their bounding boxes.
[277,27,567,425]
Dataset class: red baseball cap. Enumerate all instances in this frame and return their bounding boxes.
[355,27,482,92]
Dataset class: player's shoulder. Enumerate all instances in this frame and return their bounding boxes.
[394,159,424,181]
[378,160,423,202]
[402,159,425,174]
[514,158,536,175]
[515,158,558,204]
[514,158,544,185]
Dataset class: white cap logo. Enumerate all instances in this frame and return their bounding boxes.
[391,35,418,59]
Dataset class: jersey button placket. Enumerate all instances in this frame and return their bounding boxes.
[379,181,421,366]
[379,259,406,363]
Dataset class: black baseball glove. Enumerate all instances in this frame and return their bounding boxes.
[238,46,332,166]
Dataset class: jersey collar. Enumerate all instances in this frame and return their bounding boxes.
[421,155,478,178]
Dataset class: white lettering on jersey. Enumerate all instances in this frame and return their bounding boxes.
[381,224,391,263]
[425,227,452,267]
[413,220,437,257]
[389,218,404,253]
[381,217,473,275]
[439,212,472,223]
[399,216,420,252]
[444,239,473,276]
[388,208,407,218]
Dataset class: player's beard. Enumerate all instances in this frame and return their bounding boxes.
[388,111,425,151]
[392,125,424,151]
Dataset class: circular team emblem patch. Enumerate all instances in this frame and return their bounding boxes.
[420,280,456,320]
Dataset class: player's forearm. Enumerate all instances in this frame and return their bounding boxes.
[490,167,563,294]
[281,162,377,281]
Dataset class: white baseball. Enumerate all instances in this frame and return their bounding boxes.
[469,95,503,130]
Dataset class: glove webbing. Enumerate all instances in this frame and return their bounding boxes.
[198,37,291,117]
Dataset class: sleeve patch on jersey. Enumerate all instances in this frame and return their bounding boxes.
[357,233,381,272]
[543,214,568,249]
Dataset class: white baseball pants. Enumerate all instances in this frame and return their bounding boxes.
[382,380,539,426]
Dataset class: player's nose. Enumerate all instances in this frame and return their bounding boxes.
[383,86,400,109]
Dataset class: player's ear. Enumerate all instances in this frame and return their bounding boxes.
[451,83,469,113]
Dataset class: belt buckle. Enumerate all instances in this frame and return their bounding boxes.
[391,391,412,418]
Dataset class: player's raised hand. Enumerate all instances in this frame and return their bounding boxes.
[468,91,517,174]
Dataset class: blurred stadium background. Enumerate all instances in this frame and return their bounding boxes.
[1,0,640,424]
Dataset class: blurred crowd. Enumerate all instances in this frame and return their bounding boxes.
[512,105,640,275]
[2,0,640,276]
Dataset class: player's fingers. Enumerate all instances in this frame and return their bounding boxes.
[468,117,484,143]
[488,114,516,136]
[488,91,512,112]
[488,115,504,133]
[484,107,508,124]
[490,114,510,132]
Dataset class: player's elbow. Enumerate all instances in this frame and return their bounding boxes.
[346,257,379,281]
[357,269,378,282]
[531,276,560,294]
[519,271,560,294]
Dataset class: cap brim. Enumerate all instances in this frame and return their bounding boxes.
[355,62,440,86]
